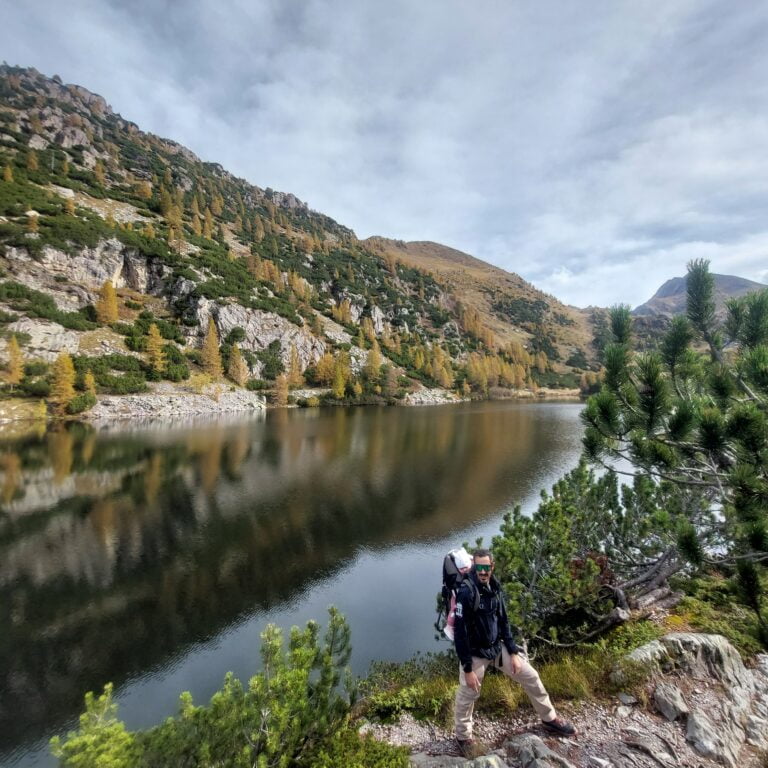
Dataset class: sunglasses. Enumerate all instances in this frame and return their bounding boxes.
[474,564,492,573]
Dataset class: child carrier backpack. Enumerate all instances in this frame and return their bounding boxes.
[435,547,477,640]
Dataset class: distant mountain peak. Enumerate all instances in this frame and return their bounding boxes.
[634,273,766,317]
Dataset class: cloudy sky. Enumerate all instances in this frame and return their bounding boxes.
[2,0,767,307]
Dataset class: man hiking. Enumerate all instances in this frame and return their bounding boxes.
[453,548,575,756]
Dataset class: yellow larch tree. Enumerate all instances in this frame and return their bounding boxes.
[146,323,166,374]
[3,164,13,182]
[364,339,382,383]
[287,344,304,389]
[274,373,289,406]
[93,159,105,185]
[27,150,39,172]
[50,353,76,415]
[314,352,335,386]
[228,343,249,387]
[5,335,23,390]
[95,280,118,324]
[83,370,97,397]
[201,317,223,379]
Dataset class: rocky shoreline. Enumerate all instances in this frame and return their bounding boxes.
[0,385,584,428]
[84,388,267,426]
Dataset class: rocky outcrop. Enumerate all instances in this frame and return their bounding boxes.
[370,634,768,768]
[186,298,326,371]
[4,239,167,306]
[1,317,80,361]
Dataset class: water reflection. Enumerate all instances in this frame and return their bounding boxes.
[0,401,583,764]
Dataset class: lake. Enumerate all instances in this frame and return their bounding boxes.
[0,400,584,767]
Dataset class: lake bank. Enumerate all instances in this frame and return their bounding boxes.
[0,383,581,426]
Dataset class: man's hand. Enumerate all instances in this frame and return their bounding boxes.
[508,653,522,674]
[464,670,480,691]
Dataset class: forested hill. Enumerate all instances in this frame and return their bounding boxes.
[0,65,597,403]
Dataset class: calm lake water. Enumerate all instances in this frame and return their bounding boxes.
[0,400,584,767]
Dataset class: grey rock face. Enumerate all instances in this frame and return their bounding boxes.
[370,304,387,334]
[653,682,689,721]
[8,240,167,302]
[503,734,577,768]
[189,299,326,371]
[660,633,753,691]
[3,317,80,361]
[686,709,741,768]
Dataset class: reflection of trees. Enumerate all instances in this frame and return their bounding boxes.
[0,404,578,756]
[48,428,73,485]
[0,452,21,504]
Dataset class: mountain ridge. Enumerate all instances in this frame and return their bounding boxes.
[634,273,766,317]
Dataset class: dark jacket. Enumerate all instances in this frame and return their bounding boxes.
[453,572,520,672]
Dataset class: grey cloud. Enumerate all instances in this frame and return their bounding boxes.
[2,0,767,306]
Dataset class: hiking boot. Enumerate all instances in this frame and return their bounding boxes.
[456,738,477,758]
[542,717,576,736]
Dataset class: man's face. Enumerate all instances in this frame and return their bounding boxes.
[474,556,493,585]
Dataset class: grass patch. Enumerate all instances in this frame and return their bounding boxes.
[667,574,766,657]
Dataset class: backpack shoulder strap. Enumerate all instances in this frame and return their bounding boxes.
[459,576,481,613]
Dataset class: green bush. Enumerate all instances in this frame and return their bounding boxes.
[20,377,50,397]
[51,609,356,767]
[24,361,48,376]
[307,727,409,768]
[67,392,97,414]
[246,379,268,391]
[165,362,189,382]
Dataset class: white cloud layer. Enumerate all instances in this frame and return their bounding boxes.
[2,0,767,307]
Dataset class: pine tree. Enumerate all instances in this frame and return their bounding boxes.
[95,281,118,324]
[2,164,13,183]
[201,317,223,378]
[50,353,75,415]
[287,344,304,389]
[580,260,768,637]
[146,324,166,374]
[5,334,23,390]
[228,343,249,386]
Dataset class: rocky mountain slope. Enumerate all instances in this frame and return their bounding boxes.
[634,274,766,318]
[0,66,594,413]
[365,238,595,368]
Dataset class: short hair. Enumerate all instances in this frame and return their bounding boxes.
[472,547,494,563]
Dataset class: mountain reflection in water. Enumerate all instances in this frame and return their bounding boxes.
[0,401,583,766]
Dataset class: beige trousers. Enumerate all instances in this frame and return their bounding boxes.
[454,647,556,739]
